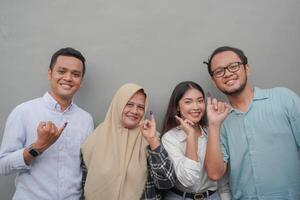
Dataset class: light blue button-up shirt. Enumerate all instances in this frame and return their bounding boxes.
[221,87,300,200]
[0,92,94,200]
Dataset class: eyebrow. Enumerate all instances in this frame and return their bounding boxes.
[57,67,82,74]
[127,101,145,107]
[215,61,241,69]
[183,96,204,100]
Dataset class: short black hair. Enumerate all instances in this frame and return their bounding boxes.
[49,47,86,77]
[204,46,248,76]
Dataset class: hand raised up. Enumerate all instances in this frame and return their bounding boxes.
[206,95,231,127]
[140,111,157,140]
[175,115,196,137]
[140,112,160,149]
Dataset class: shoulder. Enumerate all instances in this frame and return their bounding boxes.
[72,104,94,122]
[254,87,299,105]
[11,97,42,114]
[261,87,298,97]
[162,127,185,143]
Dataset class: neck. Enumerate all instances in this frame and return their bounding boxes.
[227,84,253,112]
[49,92,72,112]
[193,124,202,137]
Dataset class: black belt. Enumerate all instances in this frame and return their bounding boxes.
[170,187,216,200]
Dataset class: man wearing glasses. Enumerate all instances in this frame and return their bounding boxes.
[204,46,300,199]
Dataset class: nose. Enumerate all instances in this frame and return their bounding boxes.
[130,106,138,114]
[192,101,200,110]
[63,72,72,81]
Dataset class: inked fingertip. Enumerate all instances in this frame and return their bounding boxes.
[206,92,212,98]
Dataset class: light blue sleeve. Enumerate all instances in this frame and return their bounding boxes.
[0,106,31,175]
[282,88,300,149]
[220,125,229,163]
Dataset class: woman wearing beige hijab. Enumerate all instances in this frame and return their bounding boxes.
[81,83,176,200]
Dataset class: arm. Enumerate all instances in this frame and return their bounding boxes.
[162,132,206,188]
[284,88,300,148]
[0,107,30,175]
[81,152,87,200]
[140,113,176,189]
[175,116,198,162]
[146,144,176,189]
[23,121,67,165]
[0,107,66,175]
[204,97,230,180]
[217,173,232,200]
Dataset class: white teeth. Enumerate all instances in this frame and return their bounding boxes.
[226,80,235,85]
[128,116,137,120]
[190,113,200,117]
[60,84,72,89]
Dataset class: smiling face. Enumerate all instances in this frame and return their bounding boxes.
[177,87,205,124]
[48,55,84,104]
[121,91,146,129]
[211,51,249,96]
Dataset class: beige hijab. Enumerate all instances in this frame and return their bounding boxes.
[81,83,148,200]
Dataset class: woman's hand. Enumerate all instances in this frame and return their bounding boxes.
[140,112,160,150]
[175,115,196,138]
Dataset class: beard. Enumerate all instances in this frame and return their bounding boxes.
[221,75,248,96]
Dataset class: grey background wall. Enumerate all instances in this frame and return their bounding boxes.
[1,0,299,199]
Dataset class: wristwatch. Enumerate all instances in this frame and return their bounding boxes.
[28,144,41,157]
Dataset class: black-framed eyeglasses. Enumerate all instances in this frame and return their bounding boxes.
[212,62,244,78]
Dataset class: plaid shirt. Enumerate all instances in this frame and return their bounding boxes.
[140,145,176,200]
[81,144,176,200]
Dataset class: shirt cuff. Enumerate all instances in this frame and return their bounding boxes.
[13,148,31,170]
[146,144,163,155]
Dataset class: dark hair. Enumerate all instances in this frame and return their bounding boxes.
[49,47,86,77]
[204,46,248,76]
[161,81,207,135]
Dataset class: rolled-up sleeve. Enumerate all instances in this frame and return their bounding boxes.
[162,132,207,189]
[146,144,176,189]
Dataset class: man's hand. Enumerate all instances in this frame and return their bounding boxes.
[33,121,68,153]
[206,96,231,128]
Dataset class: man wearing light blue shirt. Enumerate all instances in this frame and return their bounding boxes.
[0,47,94,200]
[204,46,300,199]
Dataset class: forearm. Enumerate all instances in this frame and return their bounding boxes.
[147,145,176,189]
[205,125,226,180]
[0,149,30,175]
[185,135,198,161]
[147,137,161,150]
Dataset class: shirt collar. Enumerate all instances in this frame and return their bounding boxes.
[43,92,74,112]
[229,87,268,114]
[253,87,269,101]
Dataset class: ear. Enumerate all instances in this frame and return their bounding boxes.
[47,69,52,80]
[211,76,218,88]
[245,64,251,76]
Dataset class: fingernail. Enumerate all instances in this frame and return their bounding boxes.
[150,110,153,115]
[207,92,211,97]
[63,122,68,128]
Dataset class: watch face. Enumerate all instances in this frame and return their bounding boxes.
[29,149,39,157]
[28,145,40,157]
